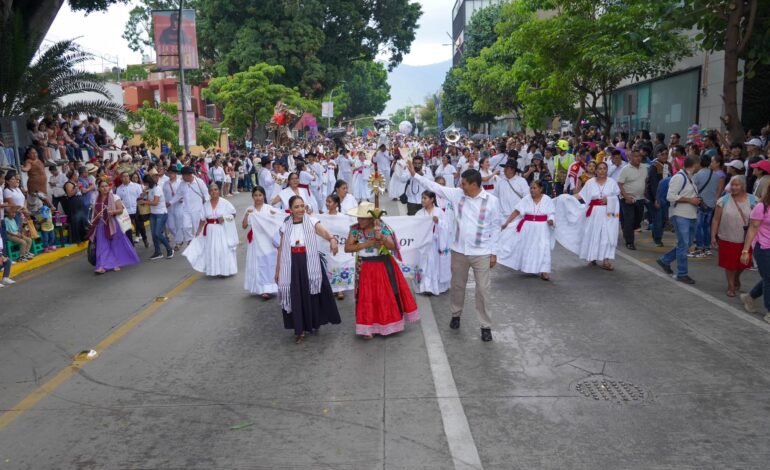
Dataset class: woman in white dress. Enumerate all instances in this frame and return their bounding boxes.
[499,180,555,280]
[433,154,457,188]
[479,157,499,192]
[388,155,408,200]
[183,183,239,277]
[271,172,315,214]
[324,193,353,300]
[333,180,358,214]
[351,151,372,201]
[415,190,451,295]
[243,186,279,299]
[323,156,337,198]
[553,161,620,271]
[575,162,620,270]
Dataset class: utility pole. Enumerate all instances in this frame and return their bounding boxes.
[178,0,190,154]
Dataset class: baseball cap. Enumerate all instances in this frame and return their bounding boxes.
[725,160,745,170]
[744,138,763,147]
[750,159,770,173]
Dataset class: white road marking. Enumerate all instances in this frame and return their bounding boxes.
[397,201,484,470]
[615,250,770,334]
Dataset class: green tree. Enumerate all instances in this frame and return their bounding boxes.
[341,61,391,118]
[461,0,691,133]
[419,95,438,130]
[196,120,218,149]
[441,3,503,127]
[124,64,149,81]
[0,39,125,121]
[680,0,770,141]
[124,100,179,152]
[195,0,421,97]
[391,106,415,127]
[202,63,318,144]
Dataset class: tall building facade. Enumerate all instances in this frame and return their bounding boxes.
[451,0,504,65]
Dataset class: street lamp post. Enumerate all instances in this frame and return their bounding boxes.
[327,81,345,128]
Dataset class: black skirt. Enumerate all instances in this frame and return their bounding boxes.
[282,252,341,335]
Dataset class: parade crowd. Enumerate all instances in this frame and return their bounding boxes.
[3,115,770,341]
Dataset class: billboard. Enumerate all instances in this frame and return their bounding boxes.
[321,101,334,118]
[153,10,199,71]
[178,111,196,146]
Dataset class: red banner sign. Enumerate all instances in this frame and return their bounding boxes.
[152,10,199,71]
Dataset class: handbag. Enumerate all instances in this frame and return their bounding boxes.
[87,239,97,266]
[116,208,133,233]
[399,180,411,205]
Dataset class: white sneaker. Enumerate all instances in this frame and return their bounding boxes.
[740,293,757,313]
[1,278,15,285]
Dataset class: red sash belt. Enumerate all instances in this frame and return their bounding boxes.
[291,246,306,253]
[483,184,494,190]
[247,229,253,243]
[516,214,548,232]
[586,199,606,217]
[298,183,310,189]
[203,218,219,236]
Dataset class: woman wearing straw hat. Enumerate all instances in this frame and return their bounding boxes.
[344,201,419,339]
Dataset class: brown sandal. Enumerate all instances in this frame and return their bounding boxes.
[294,334,305,344]
[540,273,550,281]
[601,262,614,271]
[727,289,736,297]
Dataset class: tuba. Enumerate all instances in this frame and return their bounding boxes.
[445,128,461,143]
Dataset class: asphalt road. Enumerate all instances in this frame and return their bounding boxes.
[1,193,770,469]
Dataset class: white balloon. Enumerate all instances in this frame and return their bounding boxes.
[398,121,413,135]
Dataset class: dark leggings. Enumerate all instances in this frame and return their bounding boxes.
[749,244,770,312]
[130,212,148,243]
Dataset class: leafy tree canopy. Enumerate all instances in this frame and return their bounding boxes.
[195,0,421,97]
[202,63,318,141]
[123,100,180,152]
[340,61,391,118]
[196,120,219,149]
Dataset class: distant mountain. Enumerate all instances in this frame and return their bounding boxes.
[384,60,452,116]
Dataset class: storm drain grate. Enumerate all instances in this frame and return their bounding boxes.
[575,378,647,404]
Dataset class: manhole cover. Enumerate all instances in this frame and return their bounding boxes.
[574,378,648,404]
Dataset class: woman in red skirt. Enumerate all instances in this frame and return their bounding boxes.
[344,202,419,339]
[711,176,758,297]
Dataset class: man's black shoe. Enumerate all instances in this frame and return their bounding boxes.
[450,317,461,329]
[676,275,696,285]
[656,259,673,275]
[626,243,636,250]
[481,328,492,342]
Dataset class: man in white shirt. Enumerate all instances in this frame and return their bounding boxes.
[373,144,393,186]
[258,157,275,198]
[116,172,146,246]
[173,166,210,245]
[336,149,354,186]
[494,160,530,220]
[163,166,185,249]
[488,142,508,173]
[607,149,627,181]
[307,152,326,212]
[49,164,69,211]
[400,155,434,215]
[407,160,502,342]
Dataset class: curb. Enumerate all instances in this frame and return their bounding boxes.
[10,244,87,277]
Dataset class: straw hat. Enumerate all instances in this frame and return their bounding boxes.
[346,201,378,218]
[147,168,159,176]
[85,163,98,174]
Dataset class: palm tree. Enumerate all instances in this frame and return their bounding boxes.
[0,39,125,122]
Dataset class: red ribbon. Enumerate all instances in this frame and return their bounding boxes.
[516,214,548,232]
[483,184,494,190]
[247,229,253,244]
[586,199,607,217]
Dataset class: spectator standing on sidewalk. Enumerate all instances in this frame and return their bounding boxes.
[617,149,648,250]
[692,155,725,257]
[712,176,756,297]
[740,185,770,324]
[657,156,701,284]
[647,144,672,247]
[406,160,502,342]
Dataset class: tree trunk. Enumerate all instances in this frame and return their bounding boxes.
[722,4,746,143]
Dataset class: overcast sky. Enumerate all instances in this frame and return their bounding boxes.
[45,0,452,70]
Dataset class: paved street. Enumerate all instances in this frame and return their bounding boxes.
[2,193,770,469]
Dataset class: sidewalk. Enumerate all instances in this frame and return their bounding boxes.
[9,243,86,277]
[618,226,764,318]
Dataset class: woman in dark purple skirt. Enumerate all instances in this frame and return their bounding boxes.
[88,179,140,274]
[275,195,341,343]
